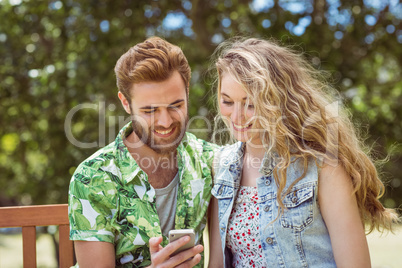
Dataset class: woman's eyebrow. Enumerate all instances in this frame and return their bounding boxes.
[221,92,248,100]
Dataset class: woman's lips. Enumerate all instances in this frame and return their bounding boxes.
[232,122,253,132]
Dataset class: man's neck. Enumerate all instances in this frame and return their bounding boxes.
[123,131,179,189]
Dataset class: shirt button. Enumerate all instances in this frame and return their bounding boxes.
[265,178,271,186]
[263,205,270,212]
[218,188,223,195]
[291,196,298,203]
[266,237,273,244]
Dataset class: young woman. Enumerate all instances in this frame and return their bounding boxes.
[208,38,399,268]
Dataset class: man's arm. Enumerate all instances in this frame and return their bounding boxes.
[69,163,118,267]
[74,237,203,268]
[147,236,203,268]
[74,241,115,268]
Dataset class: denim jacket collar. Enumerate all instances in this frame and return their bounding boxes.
[259,149,277,177]
[221,142,278,186]
[228,143,245,179]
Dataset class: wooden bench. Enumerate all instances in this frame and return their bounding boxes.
[0,204,74,268]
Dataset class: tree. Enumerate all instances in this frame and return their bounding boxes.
[0,0,401,210]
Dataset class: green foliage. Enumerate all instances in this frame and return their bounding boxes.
[0,0,401,209]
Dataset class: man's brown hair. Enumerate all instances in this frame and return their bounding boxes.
[114,37,191,101]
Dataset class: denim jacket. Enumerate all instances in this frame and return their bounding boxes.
[212,142,336,267]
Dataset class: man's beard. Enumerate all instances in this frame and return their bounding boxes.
[132,115,188,155]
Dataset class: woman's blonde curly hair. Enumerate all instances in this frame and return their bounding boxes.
[212,37,399,233]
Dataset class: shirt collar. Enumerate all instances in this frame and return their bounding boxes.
[114,121,142,184]
[114,121,187,185]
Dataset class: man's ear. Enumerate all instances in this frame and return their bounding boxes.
[118,91,131,114]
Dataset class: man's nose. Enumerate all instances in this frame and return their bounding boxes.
[156,109,174,128]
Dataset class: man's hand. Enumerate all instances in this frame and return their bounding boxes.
[148,236,203,268]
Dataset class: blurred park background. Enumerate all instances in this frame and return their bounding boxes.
[0,0,401,265]
[2,0,401,213]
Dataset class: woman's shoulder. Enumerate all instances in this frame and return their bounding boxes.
[213,142,243,178]
[219,141,243,154]
[215,142,243,163]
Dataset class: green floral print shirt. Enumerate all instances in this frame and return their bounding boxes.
[68,122,218,267]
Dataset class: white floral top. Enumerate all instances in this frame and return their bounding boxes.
[226,186,268,268]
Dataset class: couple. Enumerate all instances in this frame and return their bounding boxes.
[68,37,398,268]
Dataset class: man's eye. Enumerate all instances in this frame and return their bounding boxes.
[168,105,181,110]
[143,110,155,114]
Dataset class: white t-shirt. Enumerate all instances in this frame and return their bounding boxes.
[154,173,179,237]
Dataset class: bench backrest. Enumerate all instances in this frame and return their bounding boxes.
[0,204,74,268]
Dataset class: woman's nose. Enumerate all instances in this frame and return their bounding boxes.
[231,103,245,122]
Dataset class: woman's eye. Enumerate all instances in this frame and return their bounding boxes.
[222,100,233,105]
[247,104,254,109]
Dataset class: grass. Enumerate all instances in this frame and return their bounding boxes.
[0,225,401,268]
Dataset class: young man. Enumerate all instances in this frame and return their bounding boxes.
[68,37,217,268]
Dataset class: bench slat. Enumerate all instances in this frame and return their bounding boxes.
[0,204,75,267]
[59,224,74,267]
[0,204,69,227]
[22,226,37,268]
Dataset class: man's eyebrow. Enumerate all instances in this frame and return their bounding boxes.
[168,99,185,106]
[139,99,185,110]
[221,93,247,100]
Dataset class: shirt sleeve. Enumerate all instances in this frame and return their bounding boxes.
[68,163,117,243]
[202,141,220,171]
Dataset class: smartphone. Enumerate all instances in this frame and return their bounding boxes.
[168,229,196,256]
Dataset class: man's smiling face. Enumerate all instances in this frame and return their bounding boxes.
[120,71,189,154]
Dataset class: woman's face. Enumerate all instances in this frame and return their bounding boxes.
[219,73,261,145]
